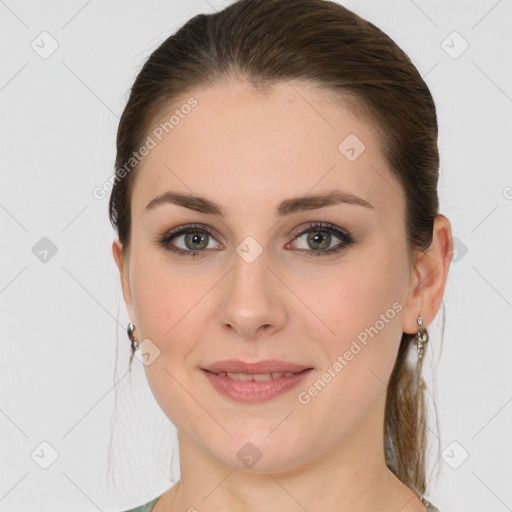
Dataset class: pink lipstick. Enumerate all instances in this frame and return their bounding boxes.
[201,359,313,403]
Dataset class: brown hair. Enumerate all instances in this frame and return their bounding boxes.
[109,0,442,499]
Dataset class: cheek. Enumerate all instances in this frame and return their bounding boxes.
[129,251,217,372]
[303,252,405,349]
[130,251,205,343]
[299,253,405,405]
[131,269,174,340]
[293,273,404,450]
[129,260,207,428]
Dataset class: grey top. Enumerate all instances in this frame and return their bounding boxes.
[122,494,440,511]
[122,495,161,512]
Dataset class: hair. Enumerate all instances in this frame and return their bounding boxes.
[108,0,444,499]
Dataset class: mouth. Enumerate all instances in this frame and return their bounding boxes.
[200,367,313,403]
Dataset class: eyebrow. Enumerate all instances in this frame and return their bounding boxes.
[144,189,375,217]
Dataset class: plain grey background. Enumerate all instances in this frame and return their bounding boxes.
[1,1,511,511]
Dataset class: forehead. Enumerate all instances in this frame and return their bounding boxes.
[131,79,403,220]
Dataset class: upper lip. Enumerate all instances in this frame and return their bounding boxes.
[202,359,313,374]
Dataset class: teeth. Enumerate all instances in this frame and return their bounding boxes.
[218,371,297,380]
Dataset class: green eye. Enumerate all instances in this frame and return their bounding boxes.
[287,221,354,258]
[158,224,220,257]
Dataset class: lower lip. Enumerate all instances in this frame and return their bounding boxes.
[201,368,313,403]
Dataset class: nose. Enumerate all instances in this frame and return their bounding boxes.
[218,248,288,340]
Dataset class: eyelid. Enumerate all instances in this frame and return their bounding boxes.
[163,223,222,243]
[288,221,351,239]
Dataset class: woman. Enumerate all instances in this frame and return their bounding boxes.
[110,0,453,510]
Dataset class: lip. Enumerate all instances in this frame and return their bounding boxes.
[201,359,313,374]
[202,369,313,403]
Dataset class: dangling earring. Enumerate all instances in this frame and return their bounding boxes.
[415,314,429,360]
[127,322,140,352]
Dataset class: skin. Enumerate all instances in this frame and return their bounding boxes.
[112,79,453,512]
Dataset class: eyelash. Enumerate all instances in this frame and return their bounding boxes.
[156,222,354,259]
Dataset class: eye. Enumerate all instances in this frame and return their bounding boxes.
[157,223,222,257]
[287,221,354,258]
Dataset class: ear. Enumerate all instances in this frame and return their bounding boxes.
[112,238,135,321]
[402,214,453,334]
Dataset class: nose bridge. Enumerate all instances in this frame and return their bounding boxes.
[218,239,286,337]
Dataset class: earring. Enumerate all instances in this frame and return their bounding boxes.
[415,314,429,360]
[127,322,140,352]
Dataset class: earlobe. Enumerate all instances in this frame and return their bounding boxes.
[402,214,453,335]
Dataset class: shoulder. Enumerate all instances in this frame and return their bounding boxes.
[121,495,162,512]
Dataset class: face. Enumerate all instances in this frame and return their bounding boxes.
[114,79,418,472]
